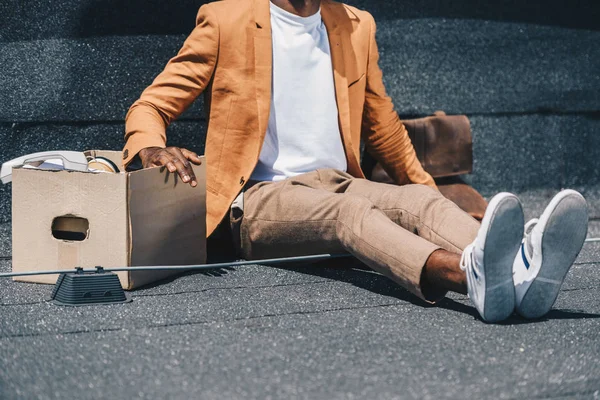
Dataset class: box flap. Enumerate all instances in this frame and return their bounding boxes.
[127,159,206,288]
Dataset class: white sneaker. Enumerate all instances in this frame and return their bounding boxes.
[513,189,588,319]
[460,193,524,322]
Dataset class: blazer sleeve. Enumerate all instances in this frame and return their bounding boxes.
[123,4,219,167]
[360,14,437,189]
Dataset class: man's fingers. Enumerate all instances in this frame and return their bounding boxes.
[179,149,201,187]
[172,158,191,183]
[140,147,199,187]
[181,148,203,165]
[169,148,197,186]
[156,154,177,173]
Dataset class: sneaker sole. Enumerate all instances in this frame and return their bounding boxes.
[481,193,524,322]
[517,190,588,319]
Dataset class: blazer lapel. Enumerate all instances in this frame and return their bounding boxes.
[253,0,273,142]
[321,2,362,177]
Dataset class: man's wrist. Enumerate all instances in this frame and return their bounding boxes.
[125,154,143,172]
[138,147,162,166]
[138,146,159,158]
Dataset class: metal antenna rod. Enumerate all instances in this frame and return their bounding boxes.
[2,236,600,279]
[0,253,352,279]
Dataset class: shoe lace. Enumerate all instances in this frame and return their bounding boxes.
[460,243,477,273]
[460,243,483,284]
[524,218,539,237]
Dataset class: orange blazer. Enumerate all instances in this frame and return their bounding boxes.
[124,0,436,237]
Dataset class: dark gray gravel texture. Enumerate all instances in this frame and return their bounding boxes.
[0,186,11,225]
[0,36,198,122]
[466,114,600,193]
[2,0,598,42]
[0,196,599,399]
[1,20,598,122]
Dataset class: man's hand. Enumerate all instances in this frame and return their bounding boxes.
[138,147,202,187]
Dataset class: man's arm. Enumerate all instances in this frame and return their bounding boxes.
[123,4,219,185]
[360,14,437,189]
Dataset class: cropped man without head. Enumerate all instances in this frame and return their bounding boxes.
[124,0,588,322]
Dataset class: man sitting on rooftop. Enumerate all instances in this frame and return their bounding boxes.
[123,0,588,322]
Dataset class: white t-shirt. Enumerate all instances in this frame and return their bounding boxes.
[250,2,347,182]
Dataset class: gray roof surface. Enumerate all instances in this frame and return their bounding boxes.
[1,194,599,399]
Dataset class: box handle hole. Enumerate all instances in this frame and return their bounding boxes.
[52,216,89,241]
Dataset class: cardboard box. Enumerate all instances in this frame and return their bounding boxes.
[11,150,206,289]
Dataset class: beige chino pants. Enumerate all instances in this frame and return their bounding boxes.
[231,169,480,301]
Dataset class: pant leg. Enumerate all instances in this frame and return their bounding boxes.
[344,179,481,254]
[238,169,444,301]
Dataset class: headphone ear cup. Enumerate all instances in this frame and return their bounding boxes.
[87,156,120,173]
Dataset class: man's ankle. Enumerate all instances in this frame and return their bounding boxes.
[423,249,467,295]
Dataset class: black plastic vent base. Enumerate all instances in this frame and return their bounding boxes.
[51,267,131,306]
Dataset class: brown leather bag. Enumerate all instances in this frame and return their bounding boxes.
[363,111,487,221]
[404,111,473,177]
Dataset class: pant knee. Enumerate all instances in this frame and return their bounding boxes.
[413,185,451,214]
[335,195,379,245]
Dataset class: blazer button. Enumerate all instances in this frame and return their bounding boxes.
[122,149,129,160]
[239,177,245,186]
